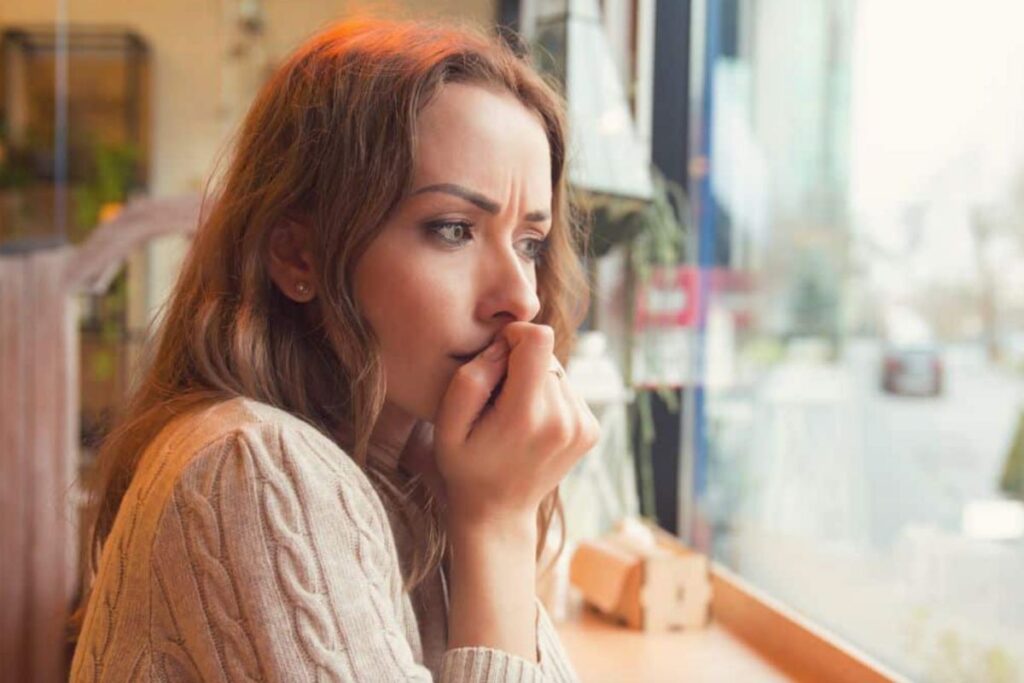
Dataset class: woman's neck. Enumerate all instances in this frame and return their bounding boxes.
[334,402,447,508]
[335,400,416,472]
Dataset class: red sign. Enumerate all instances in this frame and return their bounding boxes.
[635,266,699,330]
[634,266,754,331]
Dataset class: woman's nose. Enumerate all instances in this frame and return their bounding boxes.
[476,245,542,323]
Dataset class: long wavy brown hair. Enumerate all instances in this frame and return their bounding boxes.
[70,16,591,637]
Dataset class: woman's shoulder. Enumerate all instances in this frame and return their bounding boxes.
[175,395,383,508]
[117,397,396,578]
[147,396,340,465]
[75,399,405,683]
[158,395,330,451]
[133,396,380,521]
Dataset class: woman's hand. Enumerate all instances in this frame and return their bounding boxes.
[432,322,601,528]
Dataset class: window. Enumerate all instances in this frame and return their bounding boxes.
[691,1,1024,681]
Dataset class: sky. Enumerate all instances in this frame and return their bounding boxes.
[850,0,1024,213]
[848,0,1024,304]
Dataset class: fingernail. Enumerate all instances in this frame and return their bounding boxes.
[482,339,508,361]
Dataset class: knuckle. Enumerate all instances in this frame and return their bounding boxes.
[548,413,576,447]
[455,366,491,393]
[561,416,578,447]
[512,409,541,436]
[534,324,556,347]
[575,410,601,450]
[514,323,555,350]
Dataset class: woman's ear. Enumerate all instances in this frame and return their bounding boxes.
[267,220,317,302]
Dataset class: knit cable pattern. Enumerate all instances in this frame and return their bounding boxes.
[243,431,350,678]
[76,482,143,683]
[177,455,263,682]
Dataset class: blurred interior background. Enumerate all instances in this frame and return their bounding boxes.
[2,1,1024,681]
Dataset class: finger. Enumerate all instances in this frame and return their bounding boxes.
[547,360,577,425]
[552,358,591,423]
[495,323,556,413]
[546,363,591,465]
[551,360,601,462]
[434,338,510,444]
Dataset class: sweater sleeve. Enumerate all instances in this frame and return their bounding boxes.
[148,421,573,683]
[534,596,579,682]
[438,596,578,682]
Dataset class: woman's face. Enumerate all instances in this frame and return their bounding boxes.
[353,82,553,423]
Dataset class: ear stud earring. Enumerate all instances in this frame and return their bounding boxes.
[295,281,310,296]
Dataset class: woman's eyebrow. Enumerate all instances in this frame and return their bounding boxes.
[412,183,551,222]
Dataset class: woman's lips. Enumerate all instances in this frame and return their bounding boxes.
[450,341,494,363]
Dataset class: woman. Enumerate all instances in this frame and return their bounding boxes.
[69,15,599,683]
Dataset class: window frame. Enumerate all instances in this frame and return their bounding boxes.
[710,564,908,683]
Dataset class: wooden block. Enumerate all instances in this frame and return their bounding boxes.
[569,517,713,632]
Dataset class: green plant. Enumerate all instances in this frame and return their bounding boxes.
[0,118,31,190]
[71,140,139,240]
[1000,409,1024,500]
[586,167,690,519]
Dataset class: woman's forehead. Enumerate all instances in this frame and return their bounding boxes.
[412,83,552,207]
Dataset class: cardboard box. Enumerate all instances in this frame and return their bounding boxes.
[568,517,711,631]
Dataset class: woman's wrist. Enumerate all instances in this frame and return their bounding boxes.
[445,506,538,547]
[445,507,539,661]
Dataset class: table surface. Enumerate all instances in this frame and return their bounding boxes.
[554,602,794,683]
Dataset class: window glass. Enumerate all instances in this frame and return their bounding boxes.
[692,1,1024,680]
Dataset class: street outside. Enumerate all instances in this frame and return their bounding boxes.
[706,338,1024,683]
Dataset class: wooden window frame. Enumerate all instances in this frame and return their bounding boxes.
[710,564,909,683]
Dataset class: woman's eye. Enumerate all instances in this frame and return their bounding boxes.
[520,237,550,263]
[427,221,472,245]
[426,220,549,263]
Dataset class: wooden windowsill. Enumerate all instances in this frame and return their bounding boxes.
[554,598,793,682]
[709,564,906,683]
[555,564,907,683]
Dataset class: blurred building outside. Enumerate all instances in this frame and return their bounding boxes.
[695,0,1024,681]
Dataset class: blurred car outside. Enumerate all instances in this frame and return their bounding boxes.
[881,342,944,397]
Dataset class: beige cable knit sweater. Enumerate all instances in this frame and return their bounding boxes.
[70,397,579,682]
